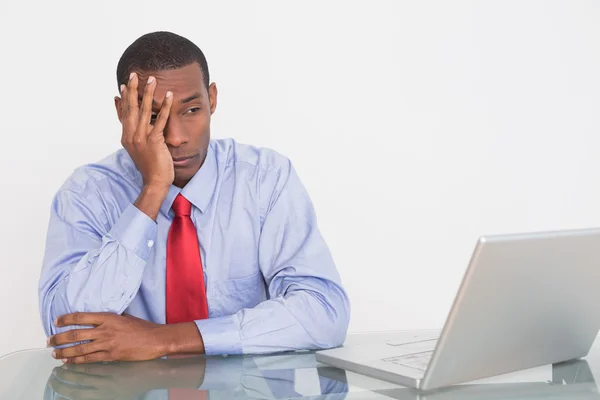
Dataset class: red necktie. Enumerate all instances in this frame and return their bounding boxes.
[166,194,209,324]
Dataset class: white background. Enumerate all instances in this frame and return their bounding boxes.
[0,0,599,358]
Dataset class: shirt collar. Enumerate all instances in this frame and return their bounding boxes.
[159,142,218,217]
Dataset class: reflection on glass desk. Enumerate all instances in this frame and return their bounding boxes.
[1,331,600,399]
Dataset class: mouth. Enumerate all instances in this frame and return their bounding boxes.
[172,154,199,168]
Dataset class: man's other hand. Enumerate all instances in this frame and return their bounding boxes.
[47,313,171,364]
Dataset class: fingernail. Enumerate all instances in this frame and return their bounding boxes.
[147,76,154,84]
[166,91,172,98]
[62,359,68,364]
[53,318,58,326]
[130,72,136,81]
[120,84,125,93]
[46,337,51,346]
[52,350,57,358]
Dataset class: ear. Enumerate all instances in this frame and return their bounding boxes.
[114,96,123,122]
[208,82,218,115]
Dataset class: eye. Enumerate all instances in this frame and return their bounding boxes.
[150,113,158,124]
[186,107,201,114]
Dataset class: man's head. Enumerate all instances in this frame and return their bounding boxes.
[114,31,217,187]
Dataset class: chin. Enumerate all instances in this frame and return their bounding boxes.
[174,165,200,187]
[174,172,192,185]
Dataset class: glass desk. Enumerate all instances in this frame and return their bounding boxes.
[1,330,600,399]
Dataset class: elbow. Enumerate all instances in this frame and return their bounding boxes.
[39,289,63,337]
[325,297,351,349]
[39,283,57,337]
[306,288,351,350]
[317,322,348,351]
[38,277,86,337]
[40,316,53,338]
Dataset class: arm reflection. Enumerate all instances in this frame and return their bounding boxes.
[44,353,350,399]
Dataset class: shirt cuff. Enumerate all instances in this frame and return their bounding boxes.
[108,203,157,260]
[195,314,243,355]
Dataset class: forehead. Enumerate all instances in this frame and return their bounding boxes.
[136,63,205,97]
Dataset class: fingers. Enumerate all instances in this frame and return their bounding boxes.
[53,340,107,360]
[53,366,112,387]
[149,91,173,138]
[127,72,139,117]
[54,312,113,328]
[48,376,106,400]
[61,361,124,376]
[118,83,126,115]
[48,327,98,347]
[121,72,139,145]
[63,351,112,365]
[138,75,157,129]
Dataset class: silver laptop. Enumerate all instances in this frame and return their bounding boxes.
[316,228,600,391]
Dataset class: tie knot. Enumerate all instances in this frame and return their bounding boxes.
[172,194,192,217]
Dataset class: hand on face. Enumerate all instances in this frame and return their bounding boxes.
[115,64,218,188]
[119,72,175,190]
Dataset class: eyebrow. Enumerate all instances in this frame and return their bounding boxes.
[180,92,203,104]
[138,92,203,108]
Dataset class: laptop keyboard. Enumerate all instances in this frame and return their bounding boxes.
[384,338,438,356]
[383,351,433,371]
[385,332,439,346]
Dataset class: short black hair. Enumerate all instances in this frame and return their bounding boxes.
[116,31,210,90]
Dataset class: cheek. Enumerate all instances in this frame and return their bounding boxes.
[184,114,210,138]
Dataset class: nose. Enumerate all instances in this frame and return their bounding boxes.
[164,117,188,148]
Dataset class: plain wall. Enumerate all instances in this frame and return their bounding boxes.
[1,0,600,357]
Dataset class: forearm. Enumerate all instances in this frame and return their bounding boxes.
[134,184,169,221]
[195,280,350,355]
[40,203,159,336]
[42,249,147,336]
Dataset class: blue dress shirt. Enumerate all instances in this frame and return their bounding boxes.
[38,138,350,355]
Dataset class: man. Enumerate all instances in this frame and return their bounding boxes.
[39,31,350,364]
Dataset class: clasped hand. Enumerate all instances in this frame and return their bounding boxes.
[47,312,168,364]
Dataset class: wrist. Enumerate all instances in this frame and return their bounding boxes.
[134,184,170,221]
[158,323,205,357]
[142,183,170,197]
[156,324,176,357]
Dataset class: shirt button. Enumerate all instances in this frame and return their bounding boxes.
[147,240,154,248]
